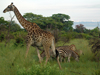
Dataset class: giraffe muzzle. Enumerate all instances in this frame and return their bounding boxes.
[3,10,6,13]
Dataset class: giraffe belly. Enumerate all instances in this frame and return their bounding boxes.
[34,37,42,46]
[35,42,42,46]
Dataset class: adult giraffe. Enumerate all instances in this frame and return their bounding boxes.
[3,2,62,69]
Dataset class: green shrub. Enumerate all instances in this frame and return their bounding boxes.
[0,33,5,42]
[93,70,100,75]
[82,33,93,40]
[89,38,100,62]
[14,37,25,47]
[12,31,27,47]
[17,63,65,75]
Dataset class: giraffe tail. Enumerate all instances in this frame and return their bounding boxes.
[55,49,59,58]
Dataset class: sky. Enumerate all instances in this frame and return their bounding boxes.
[0,0,100,29]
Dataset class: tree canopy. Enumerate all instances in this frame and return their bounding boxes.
[23,13,73,31]
[0,17,21,32]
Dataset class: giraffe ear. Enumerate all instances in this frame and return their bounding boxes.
[11,2,13,5]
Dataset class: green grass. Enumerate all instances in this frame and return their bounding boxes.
[0,39,100,75]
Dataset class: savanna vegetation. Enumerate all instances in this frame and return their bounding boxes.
[0,13,100,75]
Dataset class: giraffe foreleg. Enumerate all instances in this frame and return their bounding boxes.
[25,38,33,58]
[25,44,31,58]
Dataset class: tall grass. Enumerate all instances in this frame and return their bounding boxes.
[0,39,100,75]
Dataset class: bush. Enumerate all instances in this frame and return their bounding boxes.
[93,70,100,75]
[17,63,65,75]
[89,38,100,62]
[82,33,93,40]
[0,33,5,42]
[12,31,27,47]
[14,37,25,47]
[58,31,72,43]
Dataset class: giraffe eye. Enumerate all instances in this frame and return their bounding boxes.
[8,6,11,8]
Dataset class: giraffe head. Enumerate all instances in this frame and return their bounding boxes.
[3,2,14,13]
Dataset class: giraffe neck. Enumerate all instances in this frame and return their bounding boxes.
[13,5,35,31]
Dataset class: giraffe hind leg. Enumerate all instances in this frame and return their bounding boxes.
[43,45,50,65]
[36,47,42,63]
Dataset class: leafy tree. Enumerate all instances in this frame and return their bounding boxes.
[75,24,86,33]
[0,17,9,31]
[7,21,21,32]
[23,13,73,31]
[51,13,73,31]
[23,13,46,29]
[52,13,70,22]
[89,27,100,37]
[0,17,21,32]
[89,38,100,62]
[63,21,73,31]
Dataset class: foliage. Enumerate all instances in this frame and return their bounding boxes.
[51,13,73,31]
[94,70,100,75]
[14,37,25,47]
[23,13,73,31]
[13,31,27,47]
[23,13,46,29]
[0,33,5,42]
[17,63,65,75]
[89,38,100,53]
[8,21,21,32]
[89,27,100,37]
[75,24,86,33]
[0,17,21,33]
[58,31,93,42]
[58,31,72,43]
[0,17,9,25]
[89,38,100,61]
[81,33,93,40]
[0,17,9,32]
